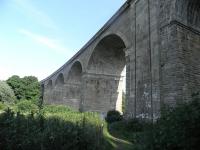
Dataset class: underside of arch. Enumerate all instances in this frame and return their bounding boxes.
[67,61,82,83]
[87,34,126,75]
[83,34,126,114]
[43,80,53,104]
[176,0,200,28]
[46,80,53,90]
[50,73,65,104]
[64,61,83,110]
[55,73,64,86]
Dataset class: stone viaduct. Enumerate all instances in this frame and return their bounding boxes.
[41,0,200,120]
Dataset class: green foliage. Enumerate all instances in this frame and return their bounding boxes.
[104,122,134,150]
[14,100,39,114]
[43,104,74,114]
[0,102,6,111]
[108,120,135,142]
[105,110,122,123]
[107,118,151,145]
[0,80,16,103]
[124,119,150,133]
[6,75,24,100]
[135,95,200,150]
[6,75,40,103]
[22,76,40,101]
[0,105,107,150]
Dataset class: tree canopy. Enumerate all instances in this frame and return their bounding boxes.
[0,80,16,103]
[6,75,40,102]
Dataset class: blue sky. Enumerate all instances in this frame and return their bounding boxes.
[0,0,125,81]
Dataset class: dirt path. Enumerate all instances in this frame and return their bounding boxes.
[105,131,134,150]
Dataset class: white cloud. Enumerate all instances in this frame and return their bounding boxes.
[19,29,69,54]
[13,0,57,30]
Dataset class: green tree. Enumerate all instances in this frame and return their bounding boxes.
[6,75,41,103]
[6,75,24,99]
[0,80,16,103]
[22,76,40,101]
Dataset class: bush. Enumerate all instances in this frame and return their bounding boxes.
[0,107,107,150]
[124,118,151,132]
[107,118,151,144]
[43,104,74,114]
[135,95,200,150]
[14,100,39,114]
[105,110,122,123]
[0,80,16,103]
[0,102,7,111]
[6,75,40,102]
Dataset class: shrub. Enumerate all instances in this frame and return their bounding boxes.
[0,80,16,103]
[0,107,107,150]
[135,96,200,150]
[14,100,39,114]
[43,104,74,114]
[124,118,151,132]
[0,102,6,111]
[105,110,122,123]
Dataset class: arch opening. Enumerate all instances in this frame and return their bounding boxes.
[187,0,200,27]
[46,80,53,90]
[43,80,53,104]
[65,61,83,110]
[55,73,64,87]
[88,34,126,75]
[67,61,83,84]
[85,34,126,114]
[51,73,65,104]
[176,0,200,28]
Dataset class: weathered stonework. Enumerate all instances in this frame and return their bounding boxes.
[41,0,200,120]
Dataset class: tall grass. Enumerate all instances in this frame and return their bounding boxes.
[0,104,108,150]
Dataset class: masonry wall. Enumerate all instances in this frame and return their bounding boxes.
[82,74,123,115]
[159,0,200,106]
[42,0,200,120]
[125,0,160,119]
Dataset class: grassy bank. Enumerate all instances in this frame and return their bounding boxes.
[0,104,108,150]
[1,96,200,150]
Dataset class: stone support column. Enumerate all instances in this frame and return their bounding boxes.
[124,47,136,118]
[81,72,123,116]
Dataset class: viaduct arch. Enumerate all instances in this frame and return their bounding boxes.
[83,34,126,114]
[41,0,200,120]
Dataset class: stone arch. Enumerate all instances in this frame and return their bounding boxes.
[43,80,53,104]
[65,61,83,110]
[187,0,200,27]
[87,34,126,75]
[46,80,53,90]
[84,34,126,114]
[176,0,200,28]
[67,61,83,83]
[52,73,65,103]
[55,73,65,87]
[98,31,130,49]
